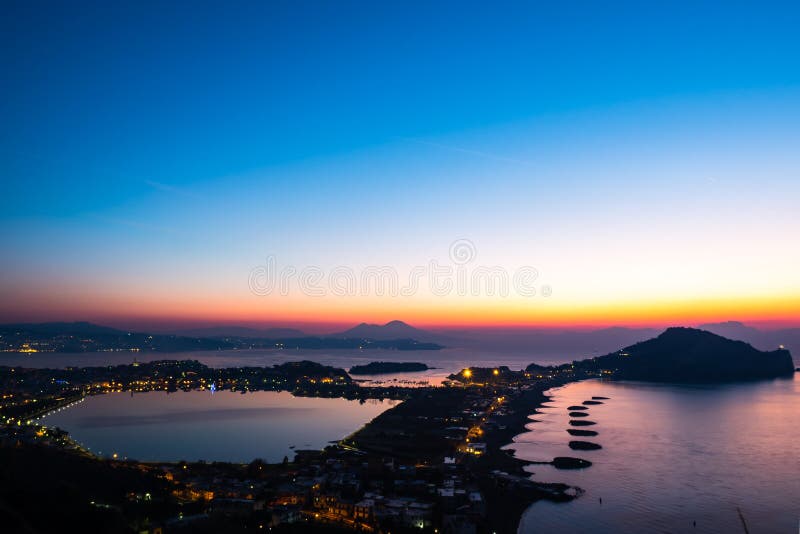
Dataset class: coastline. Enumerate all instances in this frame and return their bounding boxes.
[9,360,794,532]
[473,377,581,533]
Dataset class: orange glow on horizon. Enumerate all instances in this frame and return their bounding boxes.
[5,290,799,332]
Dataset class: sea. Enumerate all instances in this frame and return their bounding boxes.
[6,347,799,533]
[514,377,799,534]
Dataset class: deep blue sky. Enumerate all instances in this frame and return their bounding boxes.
[3,1,799,215]
[1,1,799,328]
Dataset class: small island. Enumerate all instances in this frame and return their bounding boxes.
[552,457,593,469]
[567,429,598,437]
[569,440,602,450]
[348,361,431,375]
[570,420,597,426]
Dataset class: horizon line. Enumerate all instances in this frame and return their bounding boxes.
[2,317,798,334]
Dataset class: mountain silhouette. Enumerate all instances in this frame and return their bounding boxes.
[330,320,441,342]
[579,327,794,382]
[698,321,799,362]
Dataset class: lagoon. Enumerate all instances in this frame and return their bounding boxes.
[38,390,399,463]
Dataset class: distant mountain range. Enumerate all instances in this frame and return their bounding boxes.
[2,321,130,337]
[170,326,307,339]
[698,321,799,356]
[329,320,446,342]
[327,321,664,356]
[345,320,799,366]
[3,320,797,364]
[0,321,441,353]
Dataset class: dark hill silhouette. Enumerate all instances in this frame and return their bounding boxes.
[1,321,126,336]
[698,321,800,366]
[0,322,441,352]
[171,326,306,339]
[697,321,762,340]
[576,327,794,382]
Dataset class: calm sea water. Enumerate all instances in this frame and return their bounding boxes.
[37,390,398,463]
[513,377,799,534]
[0,347,565,385]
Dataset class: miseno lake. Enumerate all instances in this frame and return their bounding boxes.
[37,390,399,463]
[513,377,799,534]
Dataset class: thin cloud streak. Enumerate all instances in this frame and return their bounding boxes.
[145,180,202,199]
[92,215,182,236]
[399,137,538,167]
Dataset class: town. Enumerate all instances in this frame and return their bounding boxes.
[0,322,443,354]
[0,359,595,533]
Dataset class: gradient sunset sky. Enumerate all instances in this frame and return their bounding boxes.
[2,2,799,331]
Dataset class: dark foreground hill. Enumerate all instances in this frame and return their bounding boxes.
[573,327,794,382]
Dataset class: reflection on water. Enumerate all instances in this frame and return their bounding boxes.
[38,390,399,463]
[513,377,799,534]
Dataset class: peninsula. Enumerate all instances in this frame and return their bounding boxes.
[571,327,795,382]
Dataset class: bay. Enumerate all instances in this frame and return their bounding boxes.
[514,377,799,533]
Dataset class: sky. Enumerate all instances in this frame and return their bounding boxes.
[1,1,799,331]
